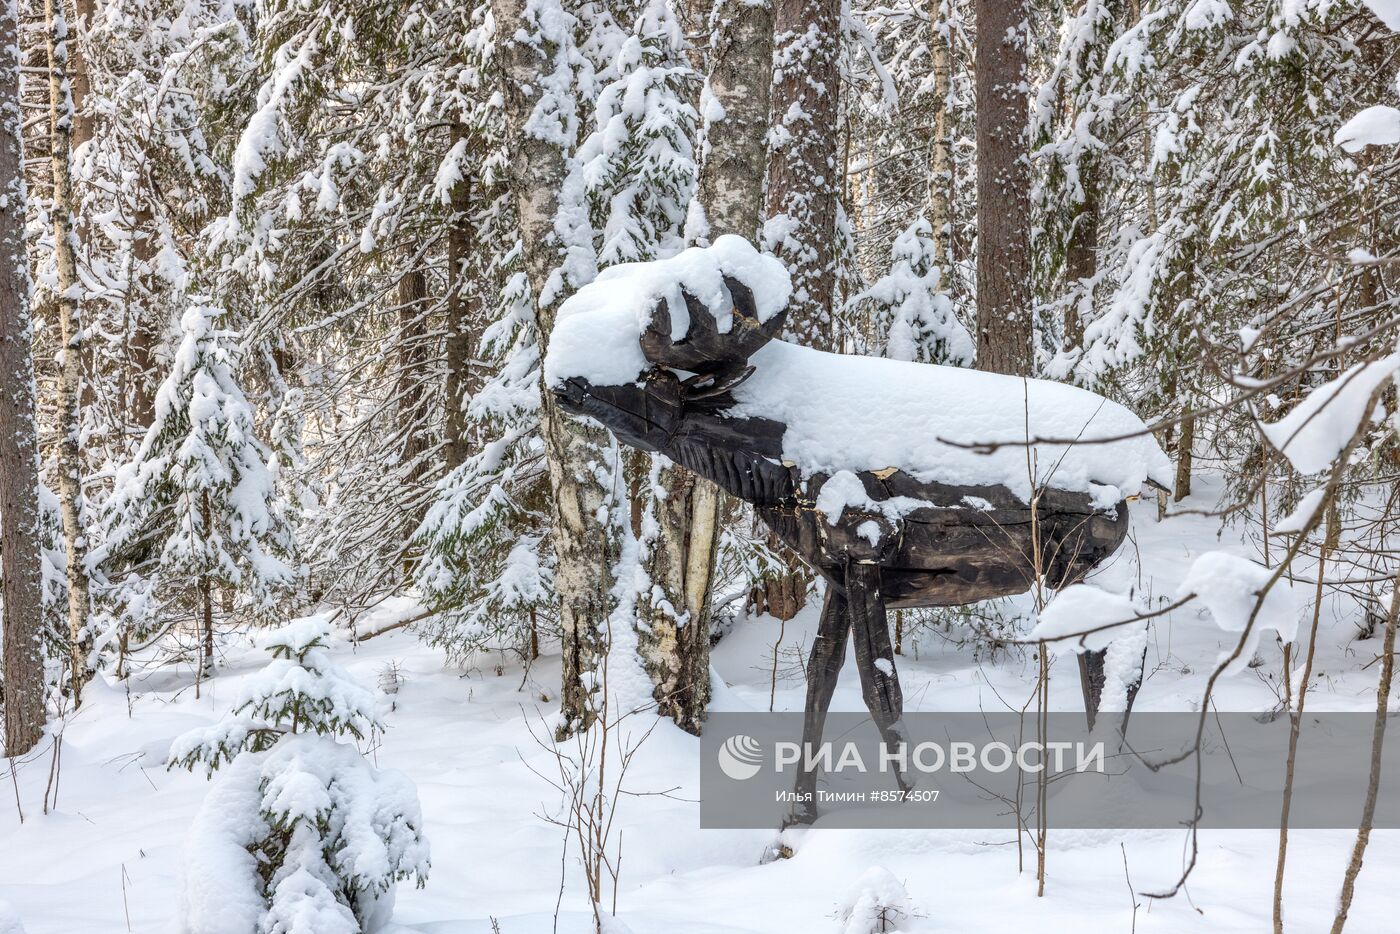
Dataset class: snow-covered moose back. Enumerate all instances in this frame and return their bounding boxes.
[544,237,1172,823]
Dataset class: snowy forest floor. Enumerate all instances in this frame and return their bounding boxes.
[3,474,1399,933]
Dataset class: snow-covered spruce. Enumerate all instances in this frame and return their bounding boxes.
[93,305,300,669]
[168,617,428,934]
[576,0,699,267]
[850,218,973,366]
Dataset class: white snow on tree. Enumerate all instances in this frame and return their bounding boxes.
[93,305,299,665]
[850,218,973,365]
[169,617,429,934]
[413,262,559,662]
[577,0,698,266]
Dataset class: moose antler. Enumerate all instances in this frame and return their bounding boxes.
[639,276,785,389]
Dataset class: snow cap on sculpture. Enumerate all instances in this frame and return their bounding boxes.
[545,234,791,389]
[545,237,1172,503]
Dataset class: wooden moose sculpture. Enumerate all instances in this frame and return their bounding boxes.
[545,238,1172,823]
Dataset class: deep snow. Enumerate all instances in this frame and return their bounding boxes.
[2,476,1398,933]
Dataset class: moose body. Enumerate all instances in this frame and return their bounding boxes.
[546,238,1171,824]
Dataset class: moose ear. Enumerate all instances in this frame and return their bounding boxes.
[724,276,760,325]
[639,277,785,376]
[723,275,785,341]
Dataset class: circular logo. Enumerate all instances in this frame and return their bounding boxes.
[718,734,764,781]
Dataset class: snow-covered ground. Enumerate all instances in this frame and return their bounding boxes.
[3,477,1397,933]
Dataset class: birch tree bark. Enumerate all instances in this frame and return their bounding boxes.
[695,0,772,244]
[47,0,93,704]
[631,0,778,735]
[927,0,953,273]
[493,0,613,736]
[1,0,45,756]
[973,0,1032,376]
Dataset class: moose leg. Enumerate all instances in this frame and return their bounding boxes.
[1080,644,1148,733]
[845,560,912,791]
[787,585,850,827]
[1079,651,1107,731]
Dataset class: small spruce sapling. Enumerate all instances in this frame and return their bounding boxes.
[850,219,973,366]
[169,618,428,934]
[94,305,299,675]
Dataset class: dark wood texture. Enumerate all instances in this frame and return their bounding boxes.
[554,277,1136,823]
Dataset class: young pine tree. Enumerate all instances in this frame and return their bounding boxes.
[169,617,428,933]
[95,305,299,675]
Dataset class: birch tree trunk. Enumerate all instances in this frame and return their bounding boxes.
[639,468,714,734]
[630,0,779,735]
[927,0,953,273]
[1,2,45,755]
[494,0,613,736]
[766,0,840,349]
[47,0,93,704]
[696,0,772,244]
[973,0,1032,376]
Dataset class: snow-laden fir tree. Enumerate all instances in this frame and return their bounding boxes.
[93,305,299,674]
[77,0,253,440]
[576,0,699,266]
[413,263,559,664]
[169,617,428,934]
[851,217,973,365]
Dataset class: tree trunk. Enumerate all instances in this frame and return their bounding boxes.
[443,123,478,472]
[397,269,433,492]
[636,0,779,733]
[127,204,159,430]
[1174,412,1193,502]
[974,0,1032,376]
[1063,153,1098,349]
[695,0,773,244]
[639,468,714,734]
[48,0,92,705]
[927,0,953,272]
[494,0,613,736]
[766,0,841,349]
[68,0,95,151]
[200,493,215,676]
[756,0,825,619]
[1061,0,1120,351]
[1,0,45,756]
